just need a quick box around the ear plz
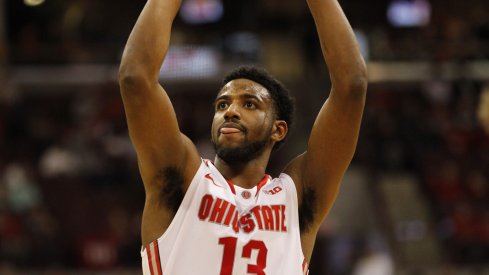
[271,120,288,143]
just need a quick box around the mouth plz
[220,128,241,134]
[219,122,245,135]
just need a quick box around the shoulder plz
[261,173,299,204]
[271,173,296,189]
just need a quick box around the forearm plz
[307,0,366,89]
[119,0,181,81]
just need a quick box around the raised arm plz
[119,0,200,244]
[286,0,367,232]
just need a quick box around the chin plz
[215,137,245,148]
[213,138,269,165]
[215,143,242,155]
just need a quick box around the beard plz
[212,128,272,165]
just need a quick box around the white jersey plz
[141,159,309,275]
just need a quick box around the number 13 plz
[218,237,268,275]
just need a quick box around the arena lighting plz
[23,0,45,7]
[180,0,223,24]
[159,46,220,79]
[387,0,431,27]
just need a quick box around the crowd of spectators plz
[4,0,489,64]
[0,87,143,271]
[356,81,489,266]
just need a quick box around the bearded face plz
[211,79,277,164]
[212,123,272,164]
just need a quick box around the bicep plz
[302,88,366,220]
[120,80,200,187]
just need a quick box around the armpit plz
[157,167,184,215]
[299,187,316,233]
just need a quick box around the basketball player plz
[119,0,367,274]
[478,85,489,133]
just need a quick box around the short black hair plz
[222,65,295,150]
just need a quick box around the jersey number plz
[218,237,268,275]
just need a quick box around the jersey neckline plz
[204,159,271,196]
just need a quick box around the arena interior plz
[1,0,489,274]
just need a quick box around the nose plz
[224,103,240,120]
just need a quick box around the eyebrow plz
[214,93,263,103]
[241,93,262,101]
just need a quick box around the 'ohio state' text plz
[198,194,287,233]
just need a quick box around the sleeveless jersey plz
[141,160,309,275]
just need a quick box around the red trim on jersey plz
[225,180,237,195]
[226,174,269,196]
[153,241,163,275]
[146,241,163,275]
[205,173,221,187]
[207,158,270,196]
[147,243,155,275]
[255,174,270,195]
[302,258,309,275]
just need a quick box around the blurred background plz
[1,0,489,274]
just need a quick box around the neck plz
[214,150,271,189]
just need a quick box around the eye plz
[216,101,228,110]
[244,101,255,109]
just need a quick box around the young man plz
[119,0,367,274]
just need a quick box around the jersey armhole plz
[278,172,299,208]
[141,159,208,252]
[279,172,310,272]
